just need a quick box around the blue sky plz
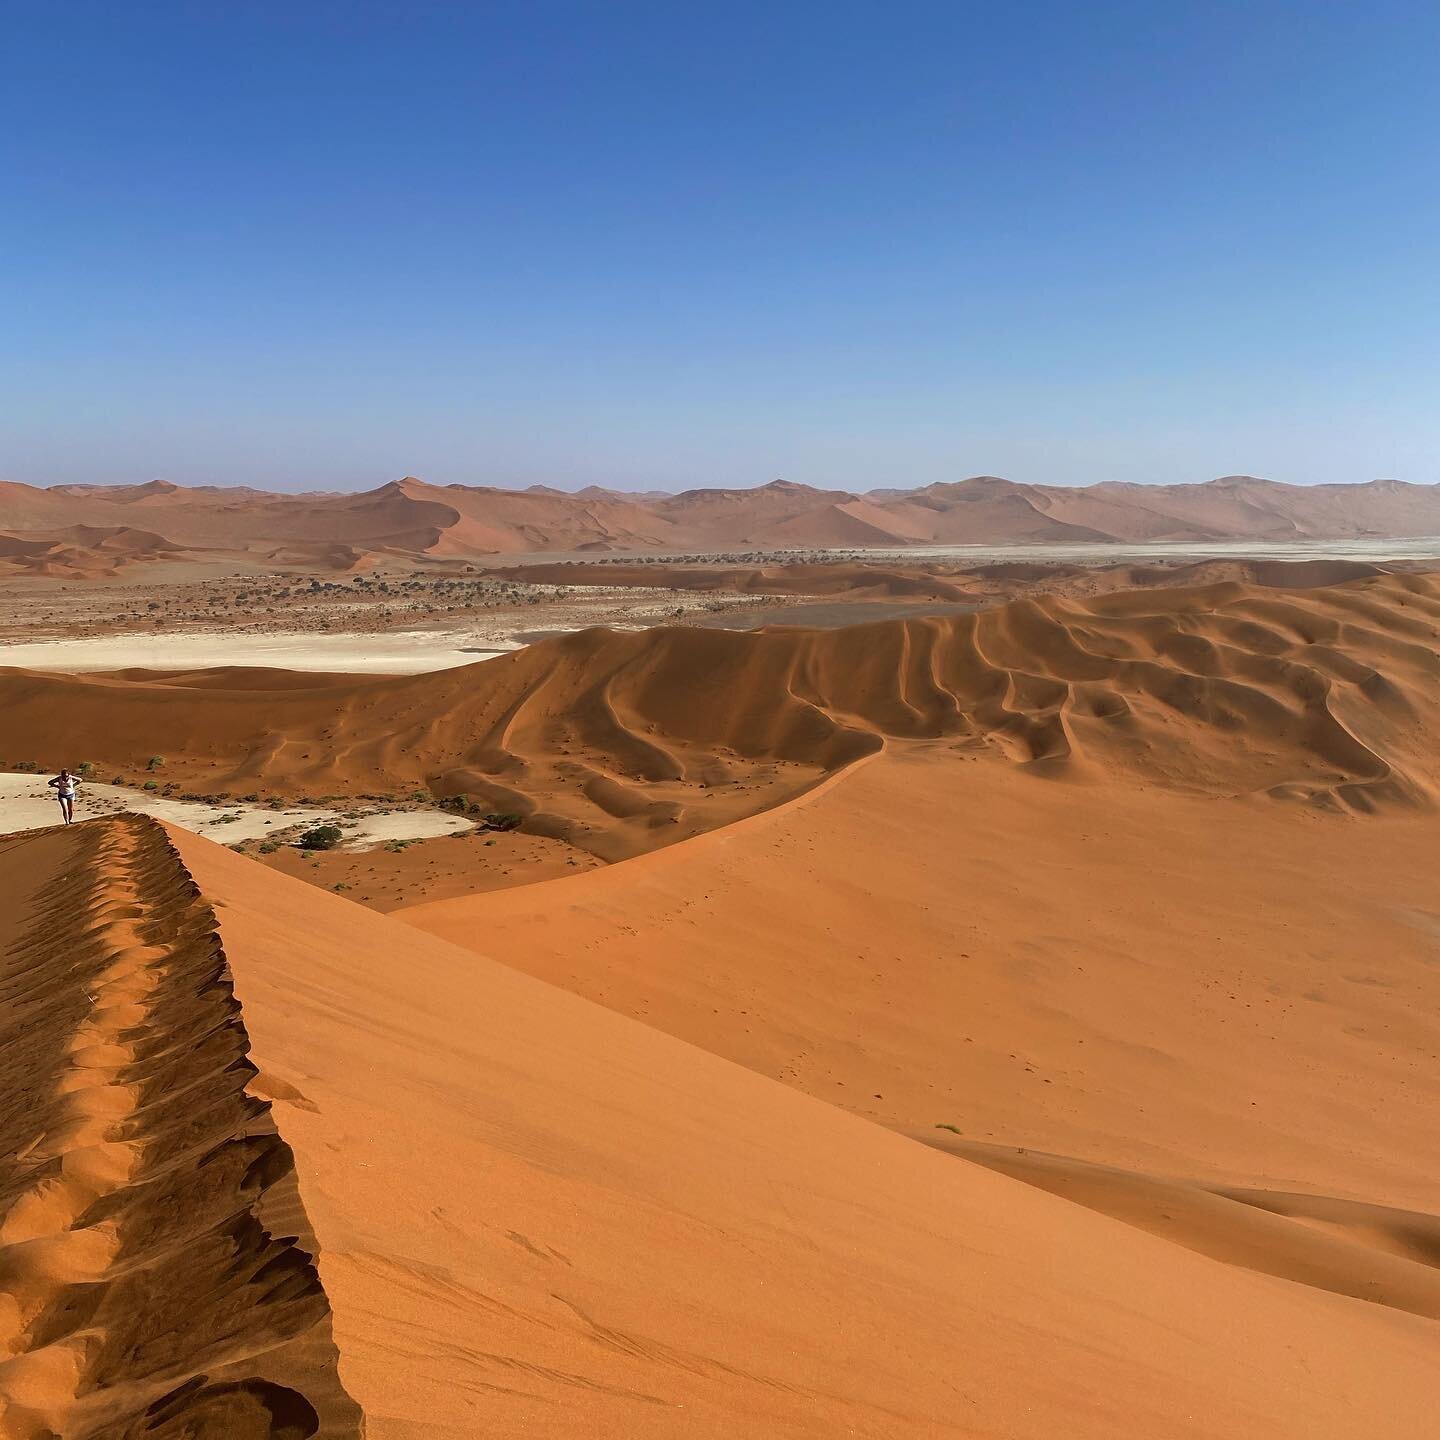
[4,1,1437,492]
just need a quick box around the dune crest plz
[0,819,359,1439]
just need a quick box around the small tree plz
[296,825,343,851]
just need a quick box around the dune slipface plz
[3,574,1439,862]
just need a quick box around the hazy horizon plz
[6,3,1438,491]
[9,471,1437,499]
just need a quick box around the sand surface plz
[121,818,1440,1434]
[403,750,1440,1207]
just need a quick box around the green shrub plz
[297,824,344,851]
[258,841,279,854]
[147,755,165,771]
[483,812,523,832]
[75,761,93,776]
[142,780,159,791]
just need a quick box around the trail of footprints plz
[0,817,359,1439]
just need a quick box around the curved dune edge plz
[916,1135,1440,1322]
[399,744,1440,1225]
[3,573,1440,867]
[0,817,361,1440]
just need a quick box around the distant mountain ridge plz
[2,473,1438,558]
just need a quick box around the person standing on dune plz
[48,768,79,825]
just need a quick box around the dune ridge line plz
[0,815,362,1439]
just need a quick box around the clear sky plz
[4,1,1437,492]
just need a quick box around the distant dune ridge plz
[3,473,1440,563]
[0,525,187,579]
[3,574,1438,860]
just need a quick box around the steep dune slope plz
[4,575,1439,860]
[402,750,1440,1213]
[143,821,1440,1437]
[0,818,360,1439]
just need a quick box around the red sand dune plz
[3,473,1440,557]
[0,525,188,579]
[3,815,1436,1435]
[403,751,1440,1209]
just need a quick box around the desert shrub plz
[483,812,523,832]
[111,775,124,785]
[147,755,165,771]
[258,841,279,854]
[297,824,343,851]
[142,780,159,791]
[75,761,93,775]
[242,792,260,802]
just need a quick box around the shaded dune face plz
[917,1136,1440,1323]
[2,574,1438,858]
[0,819,359,1439]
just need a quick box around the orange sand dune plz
[0,525,188,579]
[916,1137,1440,1320]
[403,749,1440,1213]
[4,814,1430,1436]
[4,575,1440,866]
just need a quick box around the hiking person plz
[48,768,79,825]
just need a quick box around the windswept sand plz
[1,813,1421,1436]
[401,749,1440,1209]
